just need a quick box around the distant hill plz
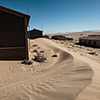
[46,30,100,38]
[83,30,100,32]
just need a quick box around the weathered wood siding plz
[79,38,100,48]
[0,11,25,47]
[28,30,42,39]
[0,11,28,60]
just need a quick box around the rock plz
[40,50,44,53]
[95,53,98,56]
[32,44,38,47]
[88,52,96,55]
[52,54,57,57]
[21,60,33,65]
[33,50,38,53]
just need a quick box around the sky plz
[0,0,100,34]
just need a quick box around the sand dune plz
[0,38,94,100]
[76,56,100,100]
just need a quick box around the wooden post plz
[24,18,29,60]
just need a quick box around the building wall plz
[0,47,26,60]
[79,38,100,48]
[90,40,100,47]
[79,39,86,45]
[29,30,42,39]
[0,11,28,60]
[96,40,100,47]
[0,11,25,47]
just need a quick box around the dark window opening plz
[94,41,96,46]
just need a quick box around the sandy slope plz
[0,38,94,100]
[76,56,100,100]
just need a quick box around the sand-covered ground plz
[0,35,100,100]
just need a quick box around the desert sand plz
[0,36,100,100]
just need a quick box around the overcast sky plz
[0,0,100,34]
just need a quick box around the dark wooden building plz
[51,35,66,40]
[79,35,100,48]
[28,29,43,39]
[0,6,30,60]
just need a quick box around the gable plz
[0,6,30,26]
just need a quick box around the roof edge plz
[0,6,30,26]
[28,28,43,32]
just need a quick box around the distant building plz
[79,35,100,48]
[51,35,66,40]
[28,29,43,39]
[0,6,30,60]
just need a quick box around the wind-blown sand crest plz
[0,38,93,100]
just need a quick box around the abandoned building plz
[28,29,43,39]
[0,6,30,60]
[79,35,100,48]
[51,35,66,40]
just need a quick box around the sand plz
[0,38,99,100]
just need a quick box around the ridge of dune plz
[0,38,93,100]
[76,55,100,100]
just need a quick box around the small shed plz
[0,6,30,60]
[79,35,100,48]
[28,29,43,39]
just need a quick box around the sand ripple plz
[0,38,93,100]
